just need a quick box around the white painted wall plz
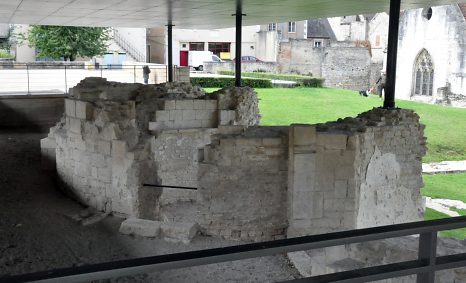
[368,13,389,63]
[396,5,466,101]
[14,25,36,62]
[170,25,259,66]
[113,27,147,62]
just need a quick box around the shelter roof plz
[0,0,463,28]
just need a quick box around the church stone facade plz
[396,4,466,106]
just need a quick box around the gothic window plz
[413,49,434,96]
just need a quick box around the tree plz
[22,26,111,61]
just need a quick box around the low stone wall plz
[42,78,260,219]
[287,108,426,237]
[41,79,427,246]
[203,61,278,74]
[197,127,289,241]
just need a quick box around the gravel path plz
[0,130,300,282]
[423,160,466,174]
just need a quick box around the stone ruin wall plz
[42,78,260,219]
[42,78,427,243]
[197,126,289,241]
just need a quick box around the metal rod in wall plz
[383,0,401,109]
[167,24,174,82]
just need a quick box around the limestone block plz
[182,110,196,120]
[334,180,348,198]
[160,221,199,244]
[219,110,236,125]
[169,110,183,121]
[65,99,76,117]
[335,165,354,180]
[155,110,170,122]
[201,118,217,128]
[292,125,316,146]
[96,140,111,156]
[75,101,94,120]
[193,100,206,110]
[176,100,193,110]
[317,133,348,150]
[262,137,282,146]
[112,140,127,159]
[68,117,82,134]
[164,100,176,110]
[205,100,217,110]
[119,218,161,238]
[195,110,216,120]
[98,167,111,182]
[40,137,57,149]
[292,191,323,220]
[292,153,316,191]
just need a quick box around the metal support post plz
[26,64,30,95]
[64,65,68,94]
[167,24,174,82]
[383,0,401,108]
[234,1,244,87]
[417,231,437,283]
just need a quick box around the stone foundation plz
[42,78,427,243]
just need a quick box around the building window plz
[422,7,433,20]
[413,49,434,96]
[189,42,204,51]
[268,23,276,31]
[208,42,231,57]
[288,22,296,33]
[314,40,322,48]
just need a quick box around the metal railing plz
[113,29,145,63]
[2,216,466,283]
[0,63,169,95]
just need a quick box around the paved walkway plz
[422,160,466,174]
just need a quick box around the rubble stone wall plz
[287,108,426,236]
[42,78,261,219]
[42,78,427,245]
[197,127,289,241]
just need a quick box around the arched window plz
[413,49,434,96]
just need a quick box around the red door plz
[180,51,188,67]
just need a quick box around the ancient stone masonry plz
[42,78,260,222]
[197,126,289,241]
[287,108,426,237]
[42,79,426,244]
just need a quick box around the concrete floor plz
[0,129,301,282]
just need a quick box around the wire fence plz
[0,63,169,95]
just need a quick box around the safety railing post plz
[26,64,30,95]
[100,65,103,78]
[133,65,136,83]
[417,231,437,283]
[64,65,68,94]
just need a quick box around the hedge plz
[190,77,272,88]
[217,71,324,87]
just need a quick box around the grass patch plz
[256,88,466,162]
[203,87,466,162]
[424,208,466,239]
[422,173,466,202]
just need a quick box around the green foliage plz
[424,208,466,239]
[191,77,272,88]
[217,71,324,87]
[421,173,466,202]
[251,88,466,162]
[0,49,13,59]
[21,26,111,61]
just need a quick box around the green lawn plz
[253,87,466,163]
[424,208,466,240]
[422,173,466,202]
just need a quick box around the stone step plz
[119,218,199,243]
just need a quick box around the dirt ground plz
[0,129,301,282]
